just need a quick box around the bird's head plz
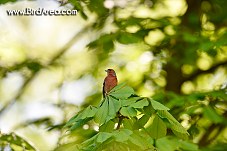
[105,69,116,76]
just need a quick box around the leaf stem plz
[116,116,123,129]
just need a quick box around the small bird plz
[103,69,118,98]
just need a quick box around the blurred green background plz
[0,0,227,150]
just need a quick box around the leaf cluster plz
[63,83,190,150]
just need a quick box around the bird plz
[103,69,118,98]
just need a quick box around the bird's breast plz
[104,76,118,92]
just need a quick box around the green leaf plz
[65,105,97,127]
[96,132,112,143]
[120,107,137,117]
[120,97,141,106]
[105,96,121,123]
[147,115,167,139]
[110,82,127,92]
[123,118,135,130]
[110,86,134,99]
[156,136,180,151]
[0,132,36,151]
[0,0,17,4]
[157,110,189,139]
[130,98,149,108]
[78,106,97,119]
[87,0,108,16]
[103,40,114,52]
[150,99,170,110]
[144,103,155,116]
[113,129,133,142]
[156,136,199,151]
[136,114,150,129]
[69,117,92,131]
[81,134,97,146]
[65,114,79,127]
[54,142,80,151]
[117,32,141,44]
[109,96,121,114]
[128,131,154,150]
[87,33,116,52]
[203,106,224,124]
[94,99,109,125]
[179,140,199,150]
[129,133,146,149]
[68,0,88,19]
[99,120,115,132]
[95,96,121,125]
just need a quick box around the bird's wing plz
[102,80,105,98]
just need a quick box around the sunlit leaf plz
[80,106,98,119]
[109,96,121,114]
[99,120,115,132]
[130,98,149,108]
[120,107,137,117]
[54,142,80,151]
[147,115,167,139]
[156,136,180,151]
[96,132,112,143]
[157,110,189,139]
[110,86,134,99]
[64,114,79,127]
[150,99,170,110]
[203,106,224,124]
[120,97,141,106]
[128,131,155,150]
[136,114,150,129]
[113,129,133,142]
[157,136,199,151]
[106,96,121,123]
[179,140,199,150]
[110,82,127,92]
[65,105,97,127]
[94,99,109,125]
[69,117,92,131]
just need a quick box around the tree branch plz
[116,116,123,129]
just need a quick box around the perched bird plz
[103,69,118,98]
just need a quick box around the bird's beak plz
[105,70,108,72]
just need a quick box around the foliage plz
[61,83,190,150]
[0,0,16,4]
[0,132,36,151]
[0,0,227,151]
